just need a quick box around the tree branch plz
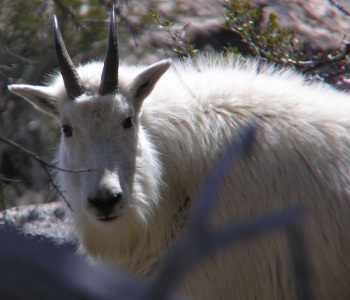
[290,40,350,71]
[329,0,350,17]
[0,135,94,211]
[52,0,81,29]
[0,136,92,173]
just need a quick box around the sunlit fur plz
[9,53,350,299]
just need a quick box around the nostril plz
[88,196,99,207]
[115,192,122,202]
[110,191,122,203]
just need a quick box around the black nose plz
[88,191,122,213]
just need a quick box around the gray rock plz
[0,201,78,250]
[152,0,350,55]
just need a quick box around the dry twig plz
[292,41,350,71]
[329,0,350,17]
[0,135,94,211]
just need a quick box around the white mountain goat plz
[8,9,350,300]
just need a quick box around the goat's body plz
[11,54,350,299]
[67,55,350,299]
[147,56,350,299]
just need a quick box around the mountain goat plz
[8,9,350,300]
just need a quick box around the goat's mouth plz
[94,206,124,222]
[97,214,119,222]
[90,204,128,224]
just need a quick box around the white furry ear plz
[8,84,59,118]
[129,59,171,110]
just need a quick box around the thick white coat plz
[9,54,350,299]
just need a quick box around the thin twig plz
[39,161,73,211]
[329,0,350,17]
[0,31,35,64]
[52,0,81,29]
[290,41,350,71]
[0,177,21,184]
[0,135,73,210]
[0,135,94,211]
[0,136,93,173]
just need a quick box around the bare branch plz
[0,136,93,173]
[290,40,350,71]
[0,31,35,64]
[52,0,81,29]
[0,135,95,211]
[0,177,21,184]
[328,0,350,17]
[40,162,73,211]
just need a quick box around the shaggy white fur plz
[9,53,350,299]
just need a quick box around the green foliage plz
[149,8,174,27]
[148,8,198,58]
[224,0,305,63]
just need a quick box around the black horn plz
[53,15,85,99]
[99,7,119,95]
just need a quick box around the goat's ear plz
[129,59,171,110]
[8,84,59,118]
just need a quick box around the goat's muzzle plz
[88,190,123,222]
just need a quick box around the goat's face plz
[8,10,170,227]
[58,93,137,224]
[9,59,170,226]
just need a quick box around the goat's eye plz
[62,124,73,137]
[123,117,133,129]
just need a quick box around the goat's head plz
[8,9,171,227]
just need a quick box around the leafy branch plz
[149,8,198,59]
[223,0,305,63]
[223,0,350,88]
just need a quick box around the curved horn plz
[99,7,119,95]
[53,15,85,99]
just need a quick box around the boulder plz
[0,201,77,250]
[153,0,350,55]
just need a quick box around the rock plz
[0,201,77,250]
[258,0,350,52]
[150,0,350,56]
[0,228,148,300]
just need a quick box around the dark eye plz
[123,117,133,129]
[62,124,73,137]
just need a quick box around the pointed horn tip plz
[110,6,117,30]
[160,59,172,68]
[7,84,14,93]
[7,84,30,94]
[52,14,85,99]
[53,15,61,40]
[53,15,59,29]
